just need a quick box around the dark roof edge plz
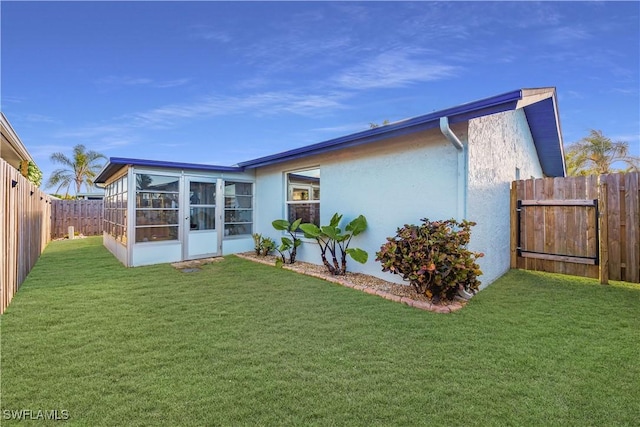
[238,89,524,168]
[95,157,244,184]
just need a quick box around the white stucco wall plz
[467,109,544,287]
[254,129,462,284]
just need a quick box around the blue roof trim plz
[95,157,244,184]
[238,90,523,168]
[523,99,566,177]
[95,88,566,183]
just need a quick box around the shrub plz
[272,218,303,266]
[261,237,275,256]
[299,213,368,275]
[376,218,483,302]
[252,233,263,255]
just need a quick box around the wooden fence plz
[51,199,104,239]
[1,159,51,314]
[511,172,639,283]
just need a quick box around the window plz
[135,173,179,243]
[104,174,128,245]
[224,181,253,237]
[287,168,320,226]
[189,182,216,231]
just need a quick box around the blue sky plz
[2,1,639,191]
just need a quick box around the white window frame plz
[285,167,320,227]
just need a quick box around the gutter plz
[439,116,464,151]
[439,116,468,221]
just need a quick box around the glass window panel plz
[190,182,216,205]
[288,203,320,226]
[122,176,128,193]
[225,209,252,223]
[136,209,179,226]
[135,226,179,243]
[136,193,179,208]
[225,196,252,209]
[224,181,252,196]
[291,187,309,201]
[135,174,179,192]
[189,207,216,230]
[224,223,252,237]
[287,169,320,201]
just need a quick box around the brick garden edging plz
[234,253,465,313]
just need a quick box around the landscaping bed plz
[235,252,465,313]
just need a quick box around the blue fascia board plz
[95,157,244,184]
[95,88,565,181]
[523,99,566,177]
[238,90,523,168]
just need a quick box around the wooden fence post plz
[510,181,518,269]
[599,180,609,285]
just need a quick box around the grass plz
[1,236,639,426]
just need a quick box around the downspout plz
[439,116,468,221]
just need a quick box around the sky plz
[1,1,639,192]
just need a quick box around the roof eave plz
[94,157,245,184]
[239,89,524,169]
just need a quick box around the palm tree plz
[46,144,107,196]
[565,129,639,176]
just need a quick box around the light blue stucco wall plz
[466,109,544,287]
[254,129,461,284]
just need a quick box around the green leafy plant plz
[376,218,483,302]
[272,219,303,266]
[261,237,275,256]
[299,213,368,275]
[252,233,263,255]
[253,233,277,257]
[26,161,43,187]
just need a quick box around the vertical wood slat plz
[625,172,639,282]
[1,158,51,314]
[50,199,103,238]
[512,172,639,283]
[606,174,621,281]
[585,174,599,279]
[599,180,609,284]
[510,182,517,268]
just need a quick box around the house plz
[94,87,565,287]
[1,112,35,174]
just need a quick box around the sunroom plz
[95,158,256,267]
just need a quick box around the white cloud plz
[543,26,591,45]
[55,90,352,141]
[96,76,190,89]
[333,50,459,90]
[188,25,231,43]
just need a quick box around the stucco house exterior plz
[95,87,566,288]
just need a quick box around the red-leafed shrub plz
[376,218,483,302]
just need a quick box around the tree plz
[46,144,107,196]
[27,161,43,187]
[369,119,390,129]
[565,129,639,176]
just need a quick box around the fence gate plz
[510,172,639,284]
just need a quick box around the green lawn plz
[1,237,639,426]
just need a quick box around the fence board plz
[512,172,638,283]
[1,159,51,314]
[605,174,622,280]
[51,199,103,238]
[625,173,639,282]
